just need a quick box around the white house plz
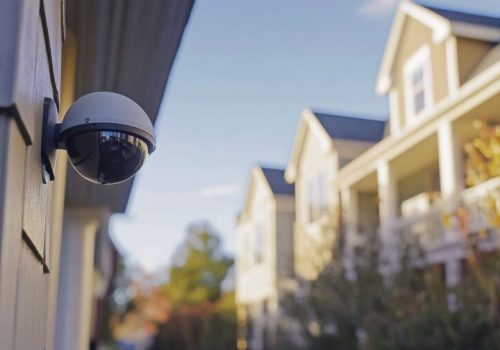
[285,109,386,280]
[236,166,295,350]
[235,2,500,349]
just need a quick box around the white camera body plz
[42,91,156,185]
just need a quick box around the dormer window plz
[404,45,433,123]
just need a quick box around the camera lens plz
[65,130,149,184]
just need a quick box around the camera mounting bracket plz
[41,97,59,184]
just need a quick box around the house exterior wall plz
[293,125,375,280]
[276,204,294,279]
[393,17,449,130]
[398,162,440,204]
[336,4,500,286]
[0,1,193,348]
[456,37,493,84]
[335,139,378,165]
[294,129,335,280]
[236,169,295,350]
[237,175,275,305]
[0,1,64,349]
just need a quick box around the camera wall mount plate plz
[41,97,59,183]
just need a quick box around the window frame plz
[306,169,329,223]
[253,221,265,264]
[403,45,434,125]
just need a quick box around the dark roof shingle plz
[420,3,500,28]
[313,112,386,143]
[260,167,294,196]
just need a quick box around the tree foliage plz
[464,119,500,187]
[165,223,233,306]
[280,233,500,350]
[150,222,237,350]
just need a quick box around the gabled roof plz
[285,108,386,182]
[260,167,294,196]
[376,1,500,95]
[238,165,293,224]
[420,4,500,28]
[315,112,386,143]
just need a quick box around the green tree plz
[151,222,237,350]
[281,232,500,350]
[165,222,233,306]
[201,291,238,350]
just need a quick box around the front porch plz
[339,80,500,266]
[395,175,500,253]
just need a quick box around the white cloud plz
[359,0,399,18]
[200,184,241,198]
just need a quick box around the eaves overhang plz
[284,108,332,183]
[63,0,195,213]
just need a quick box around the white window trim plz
[304,167,329,224]
[403,44,434,125]
[253,224,264,265]
[445,36,459,96]
[388,88,400,136]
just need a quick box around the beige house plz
[0,1,193,349]
[285,109,386,279]
[236,166,295,350]
[335,1,500,284]
[234,2,500,349]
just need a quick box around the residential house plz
[337,1,500,285]
[235,2,500,349]
[0,1,193,349]
[236,166,295,350]
[285,109,385,280]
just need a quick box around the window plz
[307,170,328,222]
[411,65,426,113]
[254,223,265,264]
[404,45,433,122]
[241,232,251,271]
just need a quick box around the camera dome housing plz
[58,92,156,185]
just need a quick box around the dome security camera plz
[41,92,156,185]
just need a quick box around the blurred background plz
[100,0,500,349]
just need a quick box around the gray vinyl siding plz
[0,1,63,348]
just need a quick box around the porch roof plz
[338,55,500,190]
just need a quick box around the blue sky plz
[110,0,500,272]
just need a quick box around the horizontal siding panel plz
[0,117,27,350]
[22,15,60,260]
[0,0,22,106]
[14,241,47,350]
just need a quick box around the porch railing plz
[461,176,500,234]
[394,176,500,246]
[394,205,445,247]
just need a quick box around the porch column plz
[445,259,461,287]
[377,161,398,270]
[377,161,398,232]
[55,209,100,350]
[341,187,358,277]
[438,120,464,198]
